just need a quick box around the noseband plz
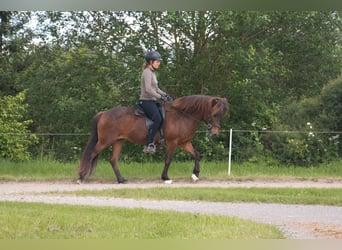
[205,114,221,131]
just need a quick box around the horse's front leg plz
[109,141,127,184]
[180,142,200,182]
[161,145,175,183]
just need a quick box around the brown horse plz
[77,95,229,184]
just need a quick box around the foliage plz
[0,91,37,160]
[17,46,121,160]
[268,76,342,165]
[262,129,337,166]
[320,76,342,156]
[0,11,342,163]
[0,11,32,95]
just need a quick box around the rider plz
[138,50,173,154]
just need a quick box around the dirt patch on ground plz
[280,222,342,239]
[302,223,342,239]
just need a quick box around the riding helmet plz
[145,50,162,62]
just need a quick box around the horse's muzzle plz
[209,127,220,137]
[207,123,220,137]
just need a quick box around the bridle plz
[205,114,221,131]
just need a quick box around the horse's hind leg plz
[110,140,127,184]
[180,142,200,182]
[78,143,106,184]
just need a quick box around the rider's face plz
[151,60,161,69]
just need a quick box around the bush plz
[320,76,342,156]
[267,76,342,166]
[261,123,339,166]
[0,91,38,160]
[231,131,264,162]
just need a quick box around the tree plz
[3,11,342,162]
[266,11,342,99]
[16,46,122,160]
[0,11,33,96]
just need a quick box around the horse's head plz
[171,95,229,137]
[206,97,229,137]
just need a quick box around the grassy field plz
[1,159,341,239]
[54,187,342,206]
[0,201,283,239]
[0,158,341,182]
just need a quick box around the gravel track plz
[1,179,342,239]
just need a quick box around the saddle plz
[134,102,166,145]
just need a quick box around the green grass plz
[0,202,283,239]
[1,159,340,240]
[2,159,340,240]
[0,159,342,182]
[0,159,78,181]
[54,187,342,206]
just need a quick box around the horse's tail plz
[78,112,103,182]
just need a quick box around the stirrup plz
[159,129,165,146]
[159,137,165,146]
[143,143,156,154]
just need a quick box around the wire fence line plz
[1,129,341,174]
[1,129,342,136]
[0,133,90,136]
[232,129,342,134]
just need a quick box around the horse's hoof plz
[191,174,199,182]
[161,175,170,181]
[164,180,173,184]
[118,179,128,184]
[76,179,84,185]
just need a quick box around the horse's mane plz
[171,95,214,115]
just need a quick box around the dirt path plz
[1,179,342,239]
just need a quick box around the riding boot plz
[143,128,156,154]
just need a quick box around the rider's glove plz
[161,94,173,102]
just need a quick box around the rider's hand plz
[161,94,173,102]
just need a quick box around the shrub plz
[0,91,38,160]
[261,123,339,166]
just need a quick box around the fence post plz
[228,128,233,176]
